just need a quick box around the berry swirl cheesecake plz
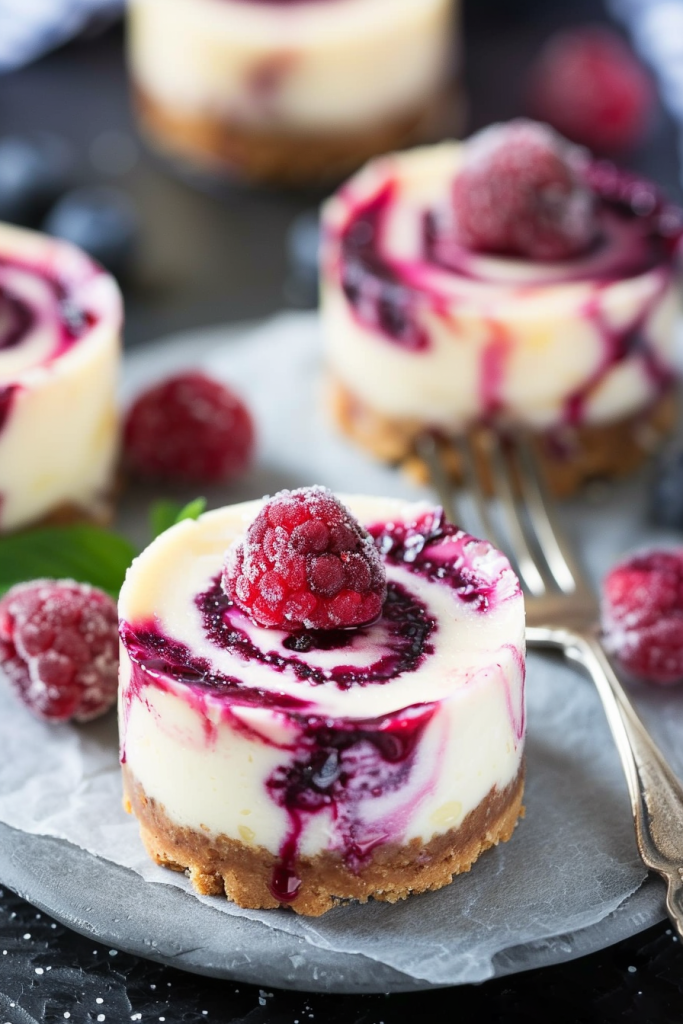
[0,222,121,532]
[322,120,683,495]
[128,0,458,186]
[119,488,525,916]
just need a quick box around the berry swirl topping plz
[0,227,118,386]
[119,497,523,720]
[328,123,682,356]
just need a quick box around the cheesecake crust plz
[134,86,457,188]
[123,762,525,917]
[329,377,677,499]
[38,497,114,528]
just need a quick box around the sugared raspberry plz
[452,120,595,261]
[601,550,683,685]
[223,487,387,631]
[0,580,119,722]
[528,27,655,155]
[124,372,255,484]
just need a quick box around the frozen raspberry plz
[223,487,387,631]
[124,372,255,484]
[452,120,595,261]
[528,27,655,155]
[0,580,119,722]
[601,550,683,686]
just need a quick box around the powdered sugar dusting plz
[602,547,683,685]
[451,119,596,261]
[223,486,387,631]
[0,579,119,722]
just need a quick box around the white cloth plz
[0,0,122,73]
[609,0,683,179]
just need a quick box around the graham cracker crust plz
[38,498,114,528]
[329,377,677,499]
[123,762,525,917]
[134,86,454,188]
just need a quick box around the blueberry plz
[651,449,683,529]
[43,186,138,276]
[0,133,72,225]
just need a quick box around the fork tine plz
[452,432,504,551]
[478,429,547,598]
[414,433,462,525]
[512,430,591,595]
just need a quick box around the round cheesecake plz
[119,495,525,917]
[321,142,682,495]
[128,0,458,186]
[0,222,122,532]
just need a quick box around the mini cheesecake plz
[0,223,122,532]
[119,495,525,916]
[321,131,683,495]
[128,0,458,186]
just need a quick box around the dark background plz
[2,0,683,1020]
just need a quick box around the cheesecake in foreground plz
[119,489,525,916]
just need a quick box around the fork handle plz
[562,630,683,938]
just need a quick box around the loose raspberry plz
[527,27,655,155]
[124,372,255,484]
[601,550,683,686]
[0,580,119,722]
[223,487,387,631]
[452,120,595,261]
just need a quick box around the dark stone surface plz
[1,0,683,1019]
[2,881,683,1023]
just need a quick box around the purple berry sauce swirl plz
[332,160,682,426]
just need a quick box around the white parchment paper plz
[1,311,682,986]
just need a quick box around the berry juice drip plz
[0,386,16,434]
[266,704,437,902]
[340,182,429,352]
[0,289,33,351]
[480,319,512,419]
[0,386,14,517]
[564,274,673,427]
[119,621,312,718]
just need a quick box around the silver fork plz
[416,428,683,939]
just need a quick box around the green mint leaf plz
[173,497,206,524]
[150,497,206,539]
[150,500,183,539]
[0,525,137,599]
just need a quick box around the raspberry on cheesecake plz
[321,120,683,496]
[0,222,121,531]
[223,487,386,629]
[127,0,459,187]
[119,490,525,916]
